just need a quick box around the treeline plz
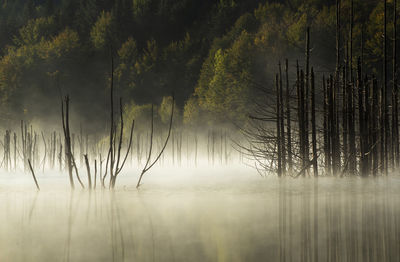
[0,0,395,132]
[244,0,399,177]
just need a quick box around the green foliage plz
[194,30,254,124]
[0,0,393,128]
[132,0,152,18]
[116,37,138,88]
[15,17,57,46]
[183,96,200,125]
[158,96,179,124]
[123,102,153,131]
[38,28,80,59]
[90,11,115,50]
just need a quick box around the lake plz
[0,166,399,262]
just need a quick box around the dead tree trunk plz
[84,154,92,190]
[13,133,16,172]
[62,96,74,189]
[300,69,306,176]
[336,0,341,72]
[285,59,293,173]
[357,59,367,176]
[342,50,348,171]
[311,68,318,177]
[304,27,310,175]
[136,96,174,188]
[348,55,356,175]
[276,74,282,177]
[364,75,371,175]
[393,0,399,169]
[62,96,84,189]
[296,62,303,173]
[28,159,40,191]
[279,63,286,175]
[384,0,389,174]
[372,76,379,176]
[323,76,331,175]
[329,75,337,175]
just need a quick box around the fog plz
[1,165,399,262]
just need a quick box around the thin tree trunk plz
[285,59,293,173]
[311,68,318,177]
[323,76,331,175]
[84,154,92,190]
[305,27,310,174]
[62,96,75,189]
[279,62,286,175]
[373,76,379,176]
[393,0,399,168]
[28,159,40,191]
[276,73,282,177]
[384,0,389,174]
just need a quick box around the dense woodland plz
[241,0,400,177]
[0,0,394,132]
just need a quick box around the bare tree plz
[136,96,175,188]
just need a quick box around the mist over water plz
[1,166,399,262]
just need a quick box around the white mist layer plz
[0,166,399,262]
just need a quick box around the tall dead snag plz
[296,62,303,172]
[334,77,341,175]
[103,56,135,189]
[304,27,310,174]
[380,76,385,173]
[350,0,354,81]
[393,0,399,169]
[334,0,341,176]
[348,63,356,174]
[109,98,135,188]
[329,75,338,175]
[311,68,318,177]
[285,59,293,173]
[357,58,363,175]
[336,0,341,72]
[342,48,348,171]
[348,0,357,171]
[61,96,84,189]
[276,74,282,177]
[62,96,75,189]
[384,0,389,174]
[323,76,331,175]
[297,67,306,176]
[357,59,367,176]
[279,63,286,175]
[136,96,174,188]
[364,75,371,174]
[372,76,379,176]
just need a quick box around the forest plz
[0,0,399,262]
[0,0,393,130]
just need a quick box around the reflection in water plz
[0,173,399,262]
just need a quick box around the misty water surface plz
[0,166,399,262]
